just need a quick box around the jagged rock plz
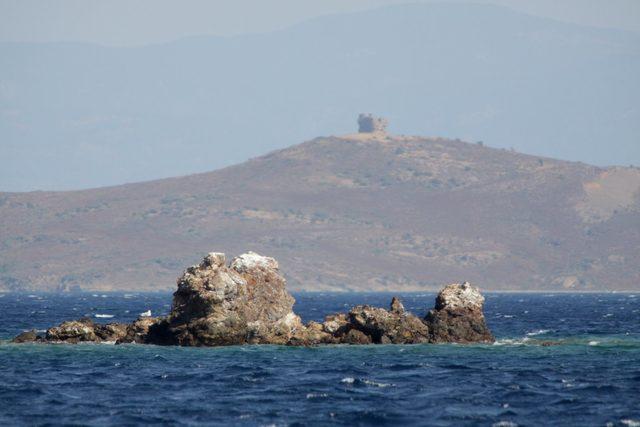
[339,298,430,344]
[144,251,303,346]
[94,323,128,342]
[45,318,98,343]
[117,317,160,344]
[434,281,485,311]
[230,251,278,273]
[40,318,128,343]
[307,297,429,345]
[322,313,349,335]
[343,328,372,344]
[12,330,42,343]
[390,296,405,314]
[424,282,494,343]
[14,252,495,346]
[289,320,335,346]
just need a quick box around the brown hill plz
[1,133,639,292]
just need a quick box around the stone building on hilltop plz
[358,113,388,133]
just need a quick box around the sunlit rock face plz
[425,282,494,343]
[309,298,430,345]
[144,251,303,346]
[44,318,127,343]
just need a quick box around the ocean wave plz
[493,335,640,348]
[526,329,550,337]
[361,379,393,388]
[94,314,114,318]
[493,338,531,346]
[306,393,328,399]
[339,377,392,387]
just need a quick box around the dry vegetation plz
[1,134,639,292]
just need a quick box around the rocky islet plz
[13,252,494,346]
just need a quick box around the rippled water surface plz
[1,292,639,426]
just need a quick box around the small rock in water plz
[424,282,494,343]
[12,330,42,343]
[44,318,127,343]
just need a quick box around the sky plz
[1,0,639,46]
[0,0,639,191]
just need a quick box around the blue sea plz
[0,292,639,426]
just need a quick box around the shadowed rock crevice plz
[13,252,494,346]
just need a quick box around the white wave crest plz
[94,314,114,318]
[526,329,550,337]
[493,337,531,346]
[306,393,328,399]
[361,379,393,388]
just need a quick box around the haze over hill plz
[1,127,639,292]
[1,2,640,191]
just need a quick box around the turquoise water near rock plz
[1,292,639,426]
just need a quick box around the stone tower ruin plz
[358,113,388,133]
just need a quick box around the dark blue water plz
[1,292,639,426]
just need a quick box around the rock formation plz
[45,318,128,343]
[13,318,128,344]
[296,297,431,345]
[425,282,494,343]
[139,251,304,346]
[12,330,42,343]
[12,252,494,346]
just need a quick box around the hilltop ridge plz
[1,130,639,292]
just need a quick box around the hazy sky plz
[1,0,639,191]
[1,0,639,46]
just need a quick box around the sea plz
[0,292,638,426]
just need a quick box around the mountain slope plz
[2,2,640,191]
[1,132,639,292]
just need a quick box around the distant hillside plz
[1,132,639,292]
[2,2,640,191]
